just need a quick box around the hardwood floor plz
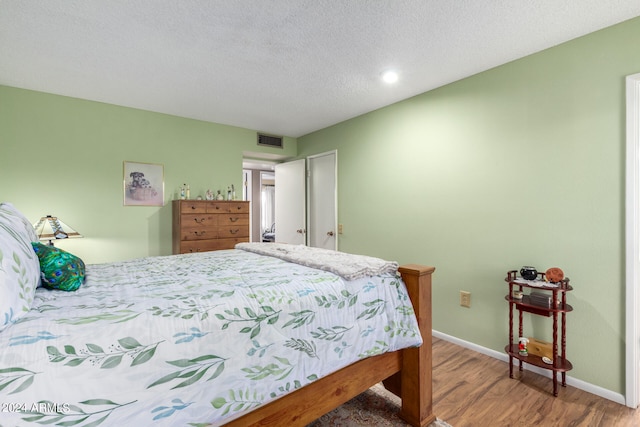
[432,337,640,426]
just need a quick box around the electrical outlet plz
[338,224,343,234]
[460,291,471,308]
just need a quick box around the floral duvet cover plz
[0,249,422,426]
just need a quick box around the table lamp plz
[33,215,82,246]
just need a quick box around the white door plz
[308,151,337,250]
[275,159,306,244]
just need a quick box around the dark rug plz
[306,383,451,427]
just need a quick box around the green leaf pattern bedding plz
[0,249,422,426]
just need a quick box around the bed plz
[0,202,435,427]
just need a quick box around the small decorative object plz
[180,184,186,200]
[520,266,537,281]
[227,186,232,201]
[518,337,529,356]
[196,195,203,200]
[123,161,164,206]
[512,290,523,300]
[527,337,553,359]
[545,267,564,283]
[205,189,214,200]
[216,190,224,200]
[231,184,236,200]
[529,291,560,308]
[186,185,190,200]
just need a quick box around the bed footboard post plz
[396,264,435,427]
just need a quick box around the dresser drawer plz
[218,225,249,239]
[180,237,249,253]
[180,227,218,241]
[218,214,249,226]
[180,214,218,228]
[211,202,249,214]
[180,201,208,213]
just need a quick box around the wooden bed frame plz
[224,264,436,427]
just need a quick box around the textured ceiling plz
[1,1,640,138]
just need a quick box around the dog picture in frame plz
[123,161,164,206]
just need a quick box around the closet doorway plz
[242,160,278,243]
[260,171,275,242]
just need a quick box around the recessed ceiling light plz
[382,70,399,84]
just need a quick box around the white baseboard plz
[432,330,625,405]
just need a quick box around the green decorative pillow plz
[31,242,85,291]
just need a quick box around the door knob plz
[327,231,334,237]
[296,229,306,234]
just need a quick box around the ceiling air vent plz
[257,133,283,149]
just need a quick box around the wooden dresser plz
[172,200,250,254]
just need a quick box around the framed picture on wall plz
[123,161,164,206]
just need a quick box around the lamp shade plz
[33,215,82,245]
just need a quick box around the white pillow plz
[0,203,40,331]
[0,202,38,242]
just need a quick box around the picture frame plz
[123,161,164,206]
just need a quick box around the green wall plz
[298,17,640,395]
[0,86,296,263]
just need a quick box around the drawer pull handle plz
[230,229,239,235]
[194,231,206,236]
[194,217,206,224]
[229,217,239,222]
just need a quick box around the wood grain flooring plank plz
[432,338,639,426]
